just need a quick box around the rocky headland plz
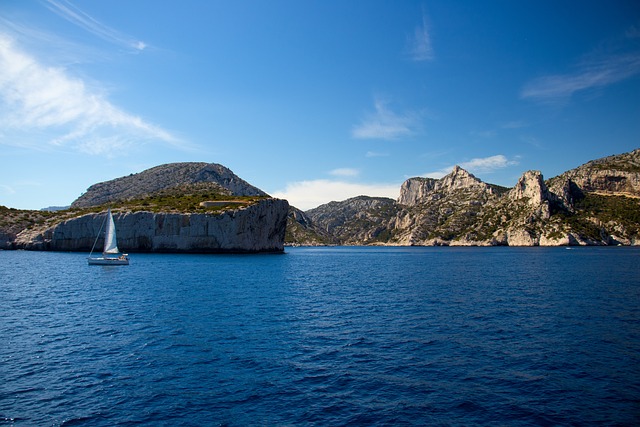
[2,163,289,253]
[287,149,640,247]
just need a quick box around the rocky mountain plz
[72,162,267,208]
[286,149,640,246]
[305,196,400,245]
[3,163,288,253]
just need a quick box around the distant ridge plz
[71,162,267,208]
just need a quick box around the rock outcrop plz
[14,198,289,253]
[508,170,552,219]
[548,149,640,204]
[397,177,437,206]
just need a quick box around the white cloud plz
[424,154,519,179]
[460,155,518,172]
[0,34,179,155]
[352,98,421,140]
[406,12,434,61]
[44,0,147,52]
[272,179,400,211]
[329,168,359,177]
[521,51,640,102]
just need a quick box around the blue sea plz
[1,246,639,426]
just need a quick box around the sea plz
[1,246,639,426]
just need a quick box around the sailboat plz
[87,208,129,265]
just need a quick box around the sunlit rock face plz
[287,149,640,247]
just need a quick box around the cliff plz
[286,149,640,247]
[14,198,289,253]
[547,148,640,204]
[2,162,289,253]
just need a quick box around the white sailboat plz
[88,208,129,265]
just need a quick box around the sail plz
[103,209,120,254]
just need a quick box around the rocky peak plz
[509,170,549,205]
[398,166,496,206]
[508,170,553,219]
[436,166,486,192]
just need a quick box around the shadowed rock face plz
[15,198,289,253]
[72,162,267,209]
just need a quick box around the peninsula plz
[1,163,289,253]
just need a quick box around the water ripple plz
[1,248,639,426]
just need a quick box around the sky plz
[1,1,639,211]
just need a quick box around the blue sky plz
[1,0,639,210]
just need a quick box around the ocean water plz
[1,246,639,426]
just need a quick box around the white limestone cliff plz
[14,198,289,253]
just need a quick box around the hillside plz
[286,149,640,246]
[71,162,267,208]
[305,196,400,245]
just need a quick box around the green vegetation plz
[285,215,335,245]
[0,206,56,233]
[0,184,269,237]
[572,193,640,236]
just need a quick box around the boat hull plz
[87,256,129,266]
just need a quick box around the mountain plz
[72,162,267,208]
[286,149,640,246]
[2,163,288,253]
[305,196,400,245]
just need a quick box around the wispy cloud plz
[329,168,359,177]
[520,135,542,149]
[352,97,422,140]
[406,11,434,62]
[272,179,400,211]
[500,120,528,129]
[365,151,389,158]
[521,41,640,103]
[0,184,16,195]
[0,34,179,155]
[470,130,497,138]
[44,0,147,52]
[424,154,519,179]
